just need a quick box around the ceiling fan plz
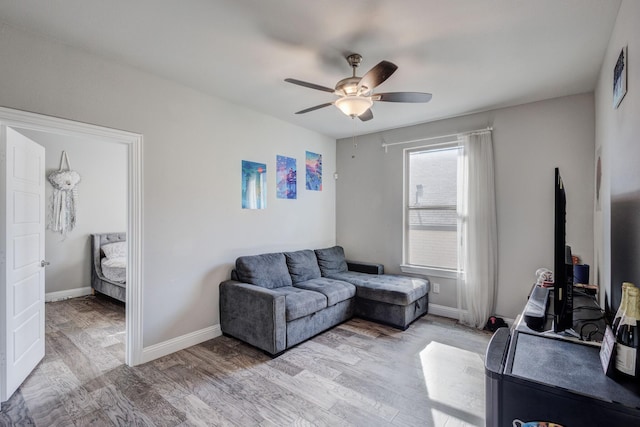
[285,53,432,121]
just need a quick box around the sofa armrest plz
[346,260,384,275]
[219,280,286,355]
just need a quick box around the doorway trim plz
[0,106,143,366]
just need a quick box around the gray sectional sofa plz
[219,246,430,356]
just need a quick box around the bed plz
[91,232,127,302]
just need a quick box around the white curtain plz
[458,131,498,328]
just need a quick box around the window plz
[404,144,461,273]
[402,130,497,326]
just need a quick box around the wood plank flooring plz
[1,295,492,426]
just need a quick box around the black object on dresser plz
[522,285,550,331]
[485,289,640,427]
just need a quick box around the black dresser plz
[485,290,640,426]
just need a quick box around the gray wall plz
[336,93,595,319]
[16,128,127,296]
[594,0,640,313]
[0,22,336,347]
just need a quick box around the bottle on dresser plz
[615,285,640,378]
[613,282,636,333]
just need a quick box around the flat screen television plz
[554,167,573,332]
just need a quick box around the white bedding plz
[101,256,126,283]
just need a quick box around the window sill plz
[400,264,459,279]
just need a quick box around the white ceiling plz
[0,0,621,139]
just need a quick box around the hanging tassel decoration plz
[47,150,80,236]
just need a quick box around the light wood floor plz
[1,295,492,426]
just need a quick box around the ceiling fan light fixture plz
[335,96,373,117]
[285,53,431,121]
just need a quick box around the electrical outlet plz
[432,282,440,294]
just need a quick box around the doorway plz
[0,107,142,386]
[18,128,127,307]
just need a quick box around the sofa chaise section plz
[315,246,430,330]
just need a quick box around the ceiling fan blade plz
[295,102,334,114]
[358,109,373,122]
[285,78,335,93]
[358,61,398,91]
[373,92,433,103]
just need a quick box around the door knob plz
[41,260,50,267]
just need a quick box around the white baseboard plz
[141,324,222,364]
[428,303,461,319]
[45,286,93,302]
[429,303,517,328]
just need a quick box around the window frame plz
[401,142,461,278]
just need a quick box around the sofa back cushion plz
[284,250,321,284]
[314,246,348,277]
[235,252,293,289]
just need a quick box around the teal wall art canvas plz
[276,155,297,199]
[305,151,322,191]
[242,160,267,209]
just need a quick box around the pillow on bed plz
[102,257,127,268]
[102,241,126,259]
[101,257,126,283]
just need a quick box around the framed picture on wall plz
[241,160,267,209]
[613,46,627,108]
[305,151,322,191]
[276,155,296,199]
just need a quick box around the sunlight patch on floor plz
[420,341,486,426]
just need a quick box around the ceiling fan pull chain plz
[352,119,358,159]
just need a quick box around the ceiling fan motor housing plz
[335,77,368,96]
[338,54,372,96]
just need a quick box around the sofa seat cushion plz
[270,286,327,321]
[293,278,356,306]
[284,250,322,284]
[314,246,349,276]
[236,252,293,289]
[328,271,429,306]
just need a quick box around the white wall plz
[15,128,127,296]
[0,23,336,347]
[594,0,640,313]
[336,94,595,319]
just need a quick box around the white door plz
[1,126,46,402]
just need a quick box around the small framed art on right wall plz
[613,45,627,108]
